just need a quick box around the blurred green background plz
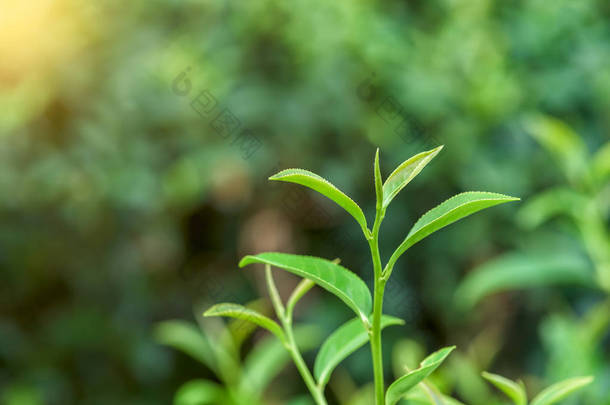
[1,0,609,404]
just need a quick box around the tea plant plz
[204,146,522,405]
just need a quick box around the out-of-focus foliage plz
[2,0,609,403]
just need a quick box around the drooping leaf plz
[481,372,527,405]
[154,320,217,372]
[382,145,443,208]
[388,192,519,268]
[240,253,372,323]
[455,251,594,309]
[174,379,225,405]
[269,168,368,233]
[314,316,404,389]
[204,303,285,342]
[240,325,321,398]
[530,376,593,405]
[385,346,456,405]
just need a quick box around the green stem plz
[369,207,386,405]
[283,318,327,405]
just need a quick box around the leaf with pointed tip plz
[482,372,527,405]
[385,346,455,405]
[382,146,443,208]
[374,148,383,207]
[530,376,593,405]
[269,169,368,233]
[389,192,519,269]
[314,316,404,388]
[240,253,372,323]
[154,320,217,372]
[204,303,285,342]
[174,379,225,405]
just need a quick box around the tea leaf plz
[481,372,527,405]
[530,376,593,405]
[455,251,594,309]
[382,146,443,208]
[174,379,225,405]
[385,346,455,405]
[524,115,588,184]
[154,320,217,372]
[240,253,372,323]
[314,316,404,389]
[389,192,519,269]
[269,168,368,233]
[204,303,285,342]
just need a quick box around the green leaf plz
[481,372,527,405]
[241,325,321,397]
[375,148,383,208]
[240,253,372,323]
[530,376,593,405]
[314,315,404,389]
[517,187,587,229]
[204,303,285,342]
[382,145,443,208]
[591,141,610,183]
[524,114,588,184]
[174,379,225,405]
[388,192,519,270]
[269,168,368,233]
[154,320,216,372]
[385,346,456,405]
[455,251,594,310]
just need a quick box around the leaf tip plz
[238,255,255,268]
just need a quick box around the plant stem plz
[368,206,386,405]
[283,317,328,405]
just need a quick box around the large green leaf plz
[174,379,225,405]
[240,253,372,323]
[481,372,527,405]
[154,320,217,372]
[269,168,368,233]
[388,192,519,269]
[385,346,455,405]
[382,146,443,208]
[455,251,594,310]
[314,316,404,389]
[530,376,593,405]
[203,303,285,342]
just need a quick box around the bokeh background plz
[1,0,609,404]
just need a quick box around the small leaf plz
[382,145,443,208]
[530,376,593,405]
[174,379,225,405]
[375,148,383,208]
[269,168,368,232]
[204,303,285,342]
[455,251,594,310]
[389,192,519,268]
[385,346,455,405]
[240,253,372,323]
[154,321,217,372]
[517,187,587,229]
[314,316,404,388]
[481,371,527,405]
